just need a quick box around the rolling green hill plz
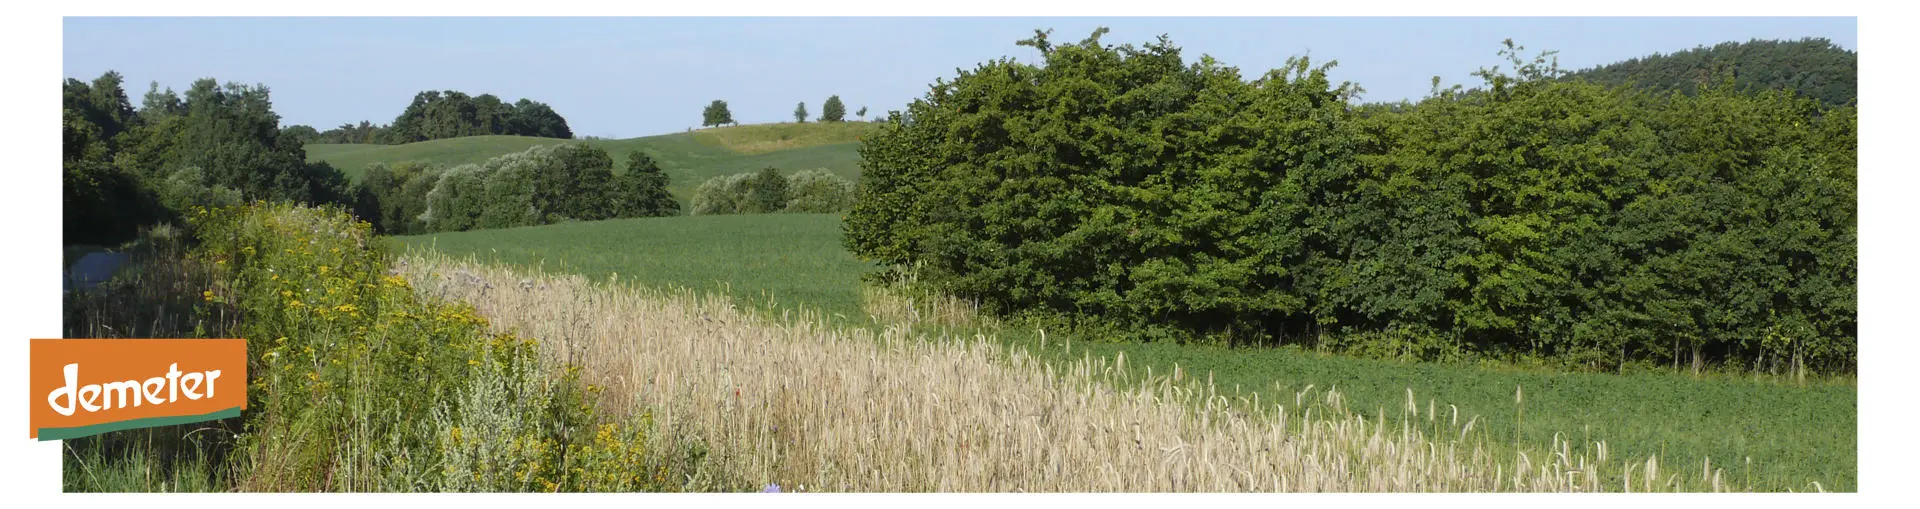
[306,122,876,201]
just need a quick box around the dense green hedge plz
[845,31,1855,374]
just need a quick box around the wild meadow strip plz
[63,204,724,492]
[399,252,1784,492]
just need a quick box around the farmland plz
[395,211,1857,491]
[306,123,873,201]
[392,213,873,325]
[61,19,1858,493]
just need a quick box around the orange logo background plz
[30,338,247,440]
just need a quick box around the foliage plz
[820,95,846,122]
[690,168,854,215]
[62,72,351,246]
[793,102,807,123]
[856,106,868,121]
[845,31,1856,374]
[702,100,735,128]
[364,143,680,235]
[66,203,706,491]
[609,151,681,218]
[385,91,573,143]
[783,169,855,213]
[743,167,790,214]
[1565,37,1855,108]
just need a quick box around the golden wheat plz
[396,252,1731,492]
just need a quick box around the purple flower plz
[762,483,782,493]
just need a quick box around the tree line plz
[355,144,679,236]
[64,72,351,246]
[701,95,871,128]
[1566,37,1855,109]
[292,90,574,144]
[845,30,1856,376]
[64,71,667,244]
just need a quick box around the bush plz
[690,168,855,215]
[783,169,854,213]
[164,203,698,491]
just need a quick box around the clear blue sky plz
[63,17,1856,139]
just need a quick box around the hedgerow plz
[846,30,1855,375]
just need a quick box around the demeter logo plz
[30,339,247,440]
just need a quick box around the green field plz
[306,123,870,202]
[393,213,876,325]
[396,212,1857,492]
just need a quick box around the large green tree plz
[820,95,846,122]
[610,151,680,217]
[702,100,734,128]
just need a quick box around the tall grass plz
[64,204,728,492]
[399,252,1777,492]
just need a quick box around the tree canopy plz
[821,95,847,122]
[64,72,351,245]
[703,100,735,128]
[1565,37,1856,108]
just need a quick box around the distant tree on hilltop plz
[821,95,846,122]
[703,99,735,128]
[856,106,868,121]
[794,102,808,123]
[385,90,573,143]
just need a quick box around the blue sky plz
[63,17,1856,139]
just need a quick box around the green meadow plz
[394,209,1857,492]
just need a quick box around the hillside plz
[1566,37,1856,107]
[305,122,877,201]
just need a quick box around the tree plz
[744,167,790,213]
[821,95,846,122]
[611,151,680,217]
[794,102,808,123]
[280,125,320,145]
[857,106,868,121]
[702,100,734,128]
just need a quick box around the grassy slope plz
[306,122,874,203]
[396,212,1856,492]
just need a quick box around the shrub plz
[690,168,855,215]
[783,169,854,213]
[161,203,696,491]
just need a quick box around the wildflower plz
[319,265,330,274]
[203,290,216,302]
[762,484,782,493]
